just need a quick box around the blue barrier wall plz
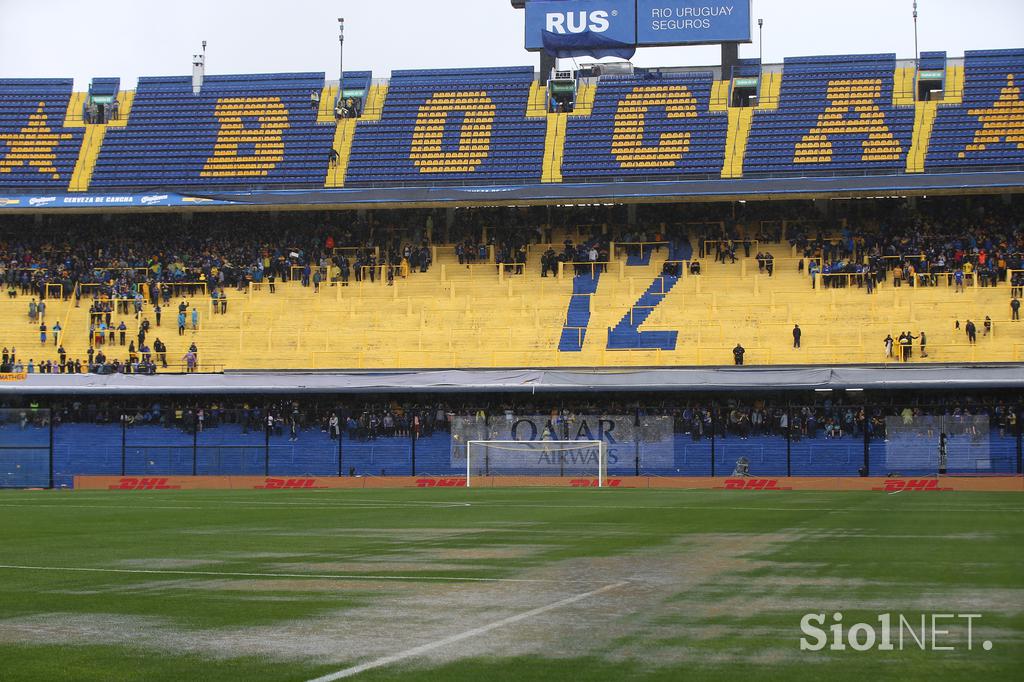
[17,421,1016,488]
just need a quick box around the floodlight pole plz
[758,18,763,66]
[912,2,919,67]
[338,18,345,105]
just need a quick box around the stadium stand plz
[1,196,1021,373]
[561,72,729,179]
[0,79,84,188]
[344,66,547,185]
[927,49,1024,170]
[89,72,337,189]
[2,50,1023,192]
[743,53,916,174]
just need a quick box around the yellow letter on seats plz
[411,92,496,173]
[794,79,902,163]
[0,104,73,180]
[612,85,699,169]
[959,75,1024,159]
[201,97,290,177]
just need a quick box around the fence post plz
[337,426,344,477]
[264,424,270,477]
[410,425,417,476]
[710,407,716,477]
[1016,405,1023,476]
[863,400,871,477]
[193,413,198,476]
[48,405,54,485]
[120,413,126,476]
[786,402,793,477]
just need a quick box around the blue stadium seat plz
[926,49,1024,170]
[345,66,545,185]
[744,54,914,174]
[562,72,727,180]
[0,78,84,190]
[89,72,356,189]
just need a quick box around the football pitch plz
[0,488,1021,681]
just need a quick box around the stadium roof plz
[5,364,1024,394]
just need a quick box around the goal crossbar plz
[465,440,606,487]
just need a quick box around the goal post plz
[465,440,606,487]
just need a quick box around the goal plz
[465,440,607,487]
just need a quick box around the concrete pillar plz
[720,43,739,80]
[445,208,455,243]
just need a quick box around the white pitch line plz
[218,500,472,509]
[305,580,629,682]
[0,503,205,510]
[0,564,606,585]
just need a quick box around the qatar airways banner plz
[637,0,751,45]
[450,413,674,469]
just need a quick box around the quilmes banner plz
[636,0,751,45]
[525,0,637,51]
[450,413,674,469]
[0,193,236,210]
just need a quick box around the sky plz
[0,0,1022,90]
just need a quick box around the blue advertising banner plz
[525,0,637,52]
[0,193,237,210]
[636,0,751,45]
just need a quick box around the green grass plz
[0,488,1021,681]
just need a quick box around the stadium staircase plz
[757,70,782,110]
[526,81,548,116]
[67,125,108,191]
[316,85,338,123]
[361,82,388,120]
[893,65,916,106]
[324,118,357,188]
[65,82,135,191]
[906,100,938,173]
[541,112,567,183]
[573,81,596,116]
[721,107,753,178]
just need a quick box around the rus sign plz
[525,0,638,51]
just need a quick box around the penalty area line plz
[305,580,630,682]
[0,564,605,585]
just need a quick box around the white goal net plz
[465,440,606,487]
